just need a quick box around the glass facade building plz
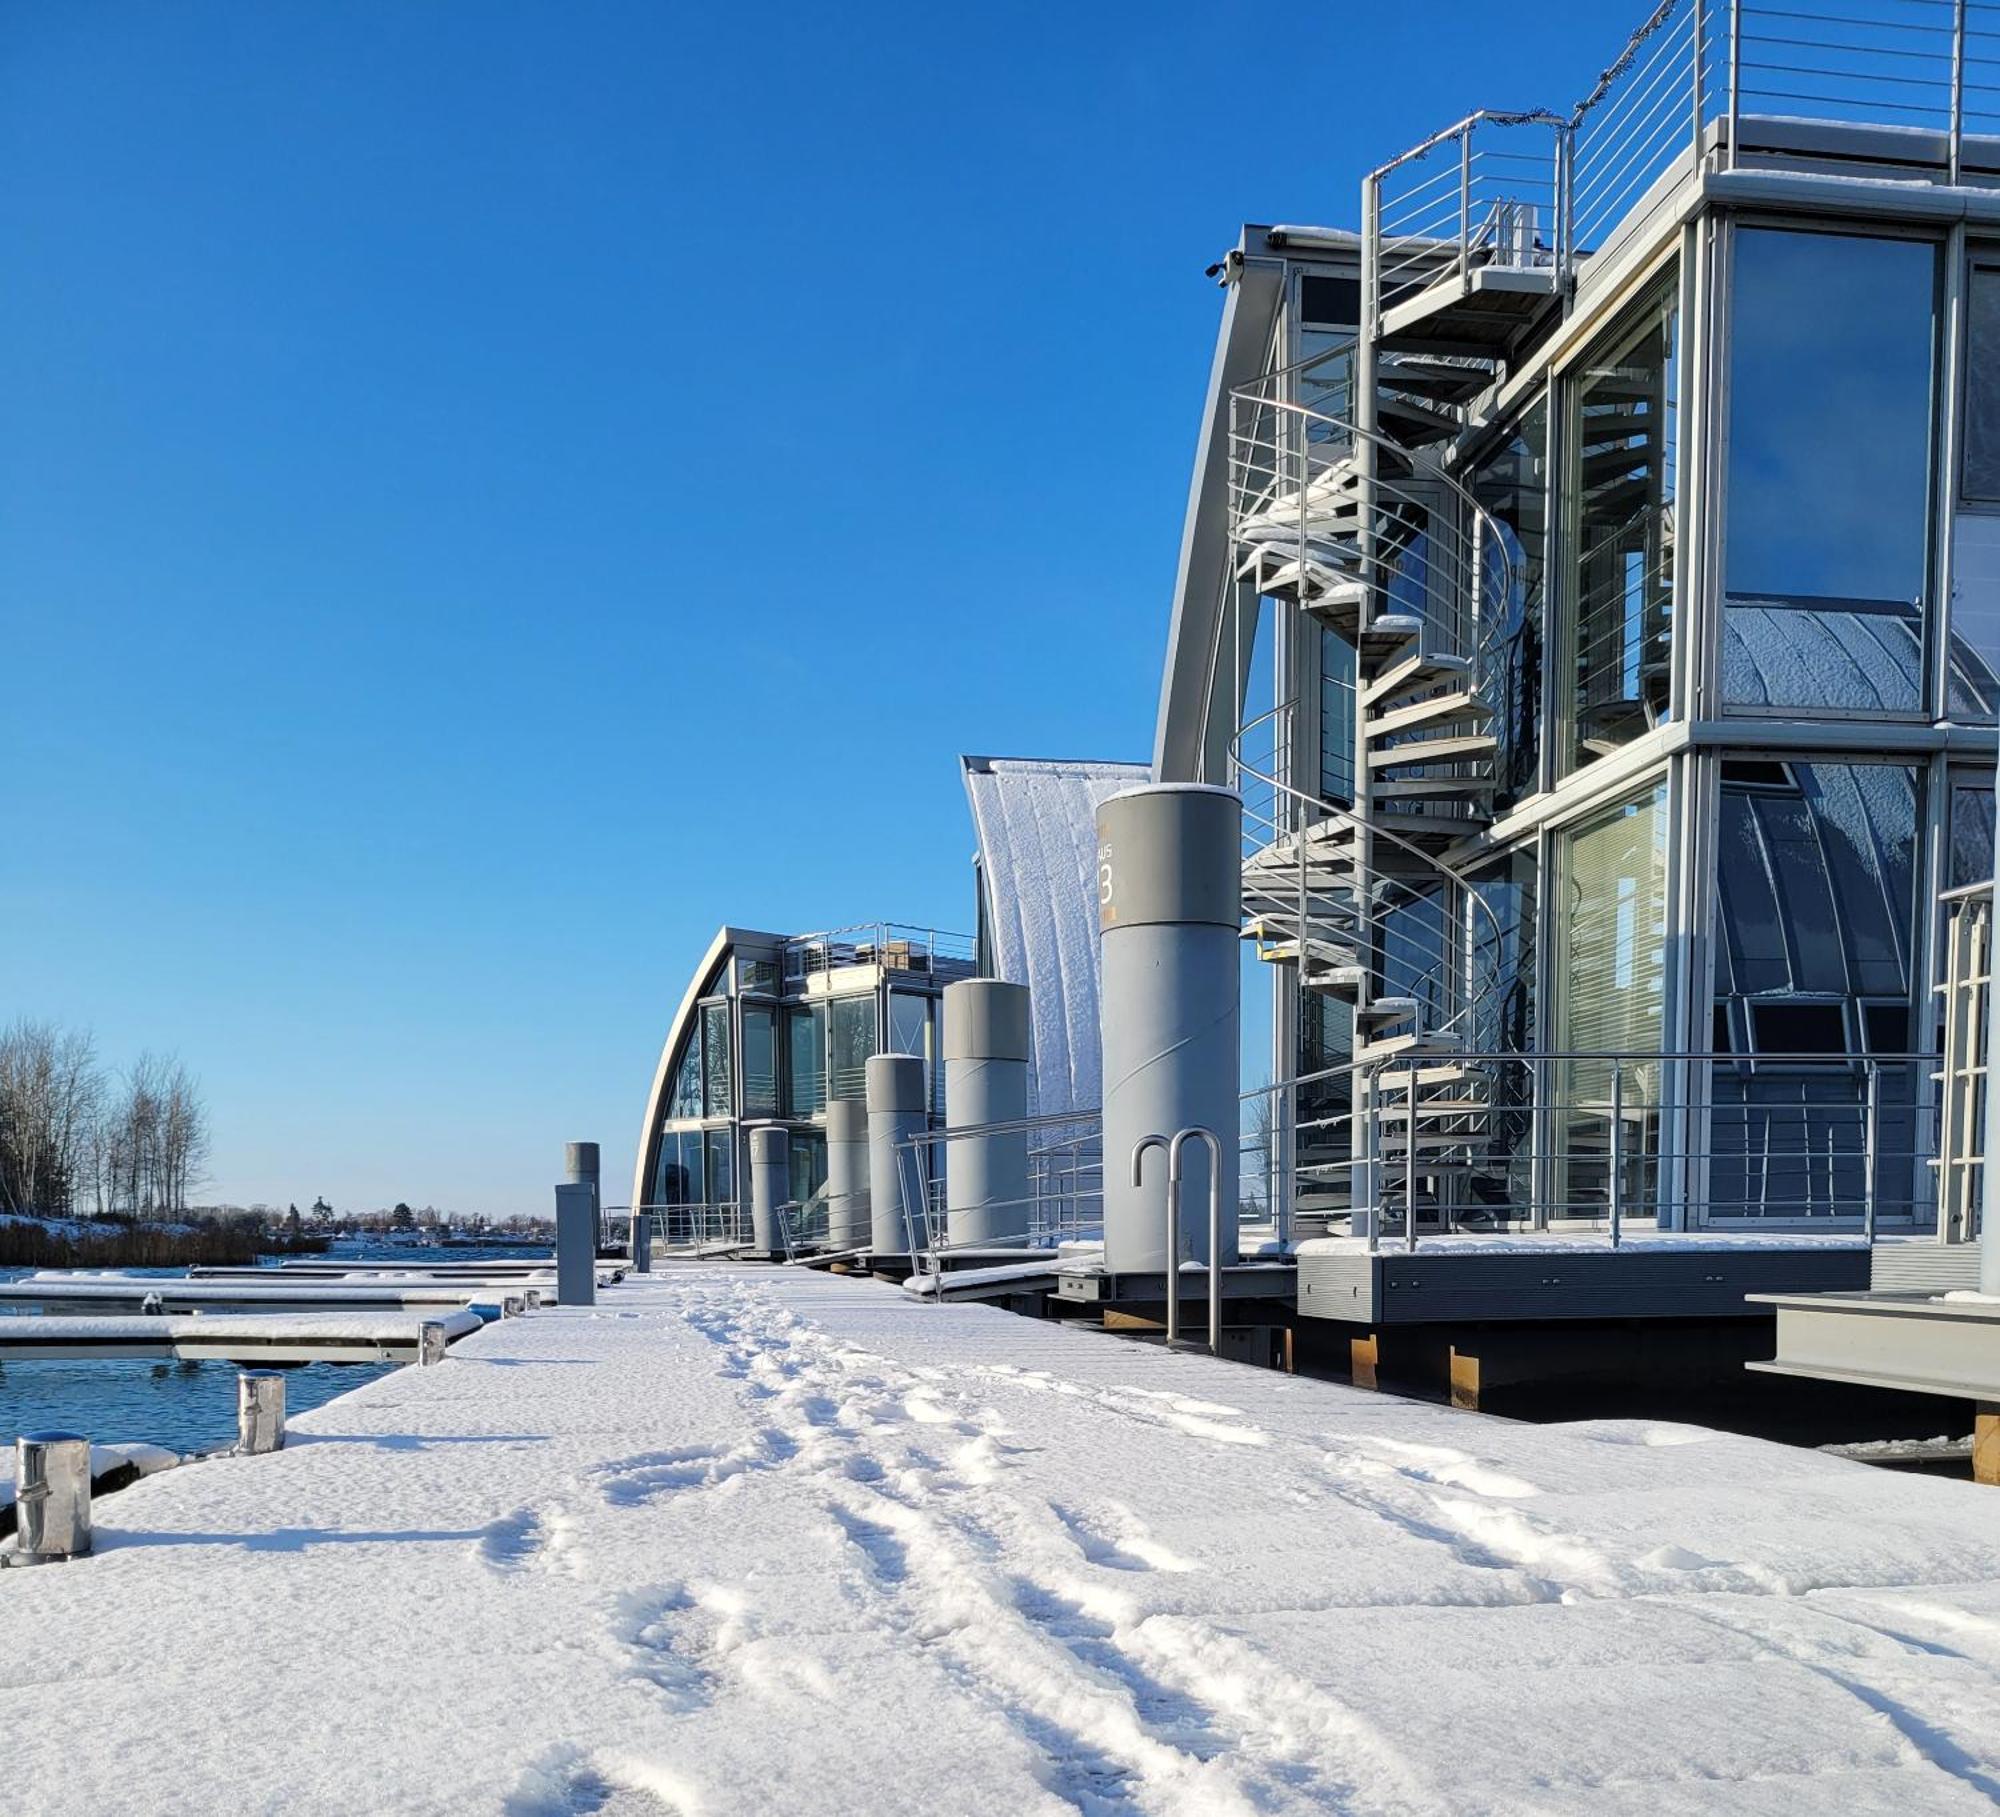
[631,924,975,1228]
[1155,16,2000,1235]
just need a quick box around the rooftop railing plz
[782,922,977,984]
[1364,1,2000,332]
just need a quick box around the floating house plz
[1145,0,2000,1372]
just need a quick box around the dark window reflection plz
[1473,402,1547,806]
[1710,758,1921,1221]
[1568,279,1677,768]
[1723,229,1935,714]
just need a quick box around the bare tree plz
[0,1020,106,1215]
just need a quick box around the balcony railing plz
[1363,1,2000,332]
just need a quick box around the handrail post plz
[1951,0,1968,185]
[1405,1061,1419,1250]
[1130,1134,1175,1344]
[1692,0,1708,165]
[1863,1058,1882,1244]
[1609,1064,1625,1249]
[1726,0,1741,172]
[1170,1127,1226,1355]
[1458,126,1473,292]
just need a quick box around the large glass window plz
[1555,784,1669,1216]
[652,1129,705,1207]
[701,1002,732,1118]
[784,1006,825,1117]
[1567,278,1678,770]
[740,1005,778,1117]
[1962,263,2000,505]
[888,992,936,1114]
[1710,759,1921,1221]
[1473,400,1548,805]
[668,1027,704,1119]
[827,995,877,1102]
[1723,229,1936,713]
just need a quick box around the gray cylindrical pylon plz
[1097,784,1242,1275]
[563,1142,601,1190]
[748,1124,790,1260]
[943,979,1032,1247]
[825,1098,871,1250]
[867,1053,929,1257]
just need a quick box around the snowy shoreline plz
[7,1266,2000,1814]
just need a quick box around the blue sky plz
[2,2,1619,1215]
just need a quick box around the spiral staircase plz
[1225,334,1520,1235]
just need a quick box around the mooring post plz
[236,1370,286,1455]
[13,1431,91,1563]
[418,1320,448,1366]
[629,1207,653,1274]
[554,1180,597,1306]
[1098,785,1241,1274]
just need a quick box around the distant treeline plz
[0,1210,330,1271]
[0,1020,210,1218]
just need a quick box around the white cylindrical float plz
[867,1053,929,1258]
[825,1098,871,1251]
[749,1124,790,1260]
[944,979,1032,1248]
[1097,784,1242,1274]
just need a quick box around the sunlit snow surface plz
[9,1267,2000,1815]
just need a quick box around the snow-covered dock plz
[8,1266,2000,1816]
[0,1307,485,1365]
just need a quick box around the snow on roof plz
[8,1265,2000,1814]
[962,754,1150,1119]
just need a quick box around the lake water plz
[0,1241,548,1456]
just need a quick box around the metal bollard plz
[236,1371,286,1455]
[501,1294,524,1318]
[13,1432,92,1562]
[418,1320,448,1366]
[521,1289,542,1310]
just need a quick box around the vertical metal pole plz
[1165,1154,1182,1347]
[1952,0,1968,185]
[1554,127,1573,308]
[1609,1065,1625,1249]
[1405,1063,1419,1250]
[1365,1062,1382,1254]
[1864,1059,1882,1244]
[1209,1136,1224,1357]
[1692,0,1708,163]
[1458,128,1473,291]
[1726,0,1742,172]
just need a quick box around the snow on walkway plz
[9,1268,2000,1816]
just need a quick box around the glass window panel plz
[1965,265,2000,504]
[701,1002,732,1118]
[1568,278,1677,770]
[1473,400,1547,805]
[785,1006,825,1117]
[1723,229,1935,713]
[1950,514,2000,723]
[1319,626,1357,806]
[741,1006,778,1117]
[1555,784,1669,1216]
[705,1131,734,1208]
[827,996,877,1102]
[1468,848,1539,1208]
[1951,781,1997,888]
[788,1132,827,1207]
[1710,760,1921,1222]
[653,1129,704,1208]
[888,992,934,1113]
[668,1031,703,1120]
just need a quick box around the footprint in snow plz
[1051,1502,1200,1575]
[503,1747,691,1817]
[478,1507,550,1572]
